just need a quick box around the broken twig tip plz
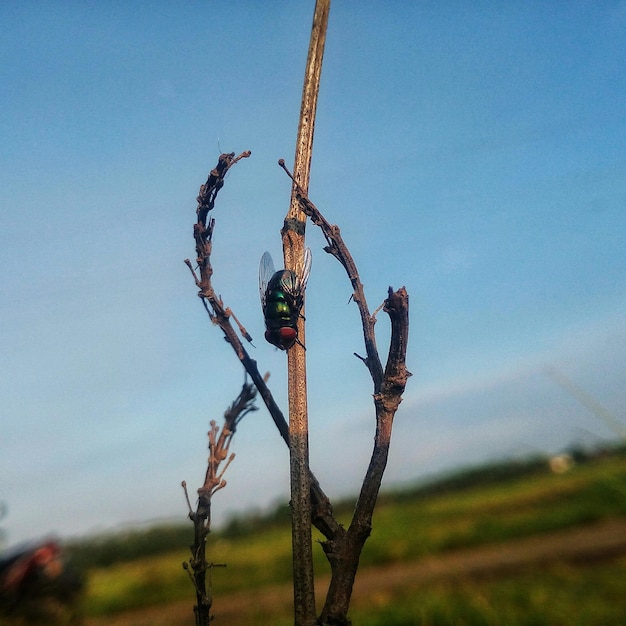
[278,159,295,181]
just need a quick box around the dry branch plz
[278,161,411,626]
[279,160,384,389]
[183,380,258,625]
[186,151,410,626]
[185,154,342,542]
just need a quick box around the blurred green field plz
[77,449,626,624]
[345,559,626,626]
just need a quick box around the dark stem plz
[275,167,411,625]
[188,142,410,626]
[183,380,257,624]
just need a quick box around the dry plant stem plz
[320,288,409,626]
[184,381,258,626]
[185,153,341,541]
[279,161,384,389]
[278,164,410,626]
[282,2,330,625]
[187,148,410,626]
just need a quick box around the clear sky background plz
[1,2,625,547]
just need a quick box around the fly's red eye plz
[265,328,297,349]
[278,328,297,341]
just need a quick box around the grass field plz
[70,449,626,625]
[348,559,626,626]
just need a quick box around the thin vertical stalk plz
[281,1,330,625]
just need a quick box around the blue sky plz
[1,2,625,547]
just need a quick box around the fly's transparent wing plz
[259,251,276,308]
[298,246,312,293]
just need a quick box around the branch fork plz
[187,150,410,625]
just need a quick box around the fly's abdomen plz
[264,294,291,320]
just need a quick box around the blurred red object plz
[0,539,84,620]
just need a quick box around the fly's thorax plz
[268,269,300,294]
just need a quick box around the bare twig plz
[185,153,341,541]
[278,161,411,626]
[183,380,257,626]
[187,45,409,625]
[200,381,258,500]
[279,160,384,390]
[187,148,409,626]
